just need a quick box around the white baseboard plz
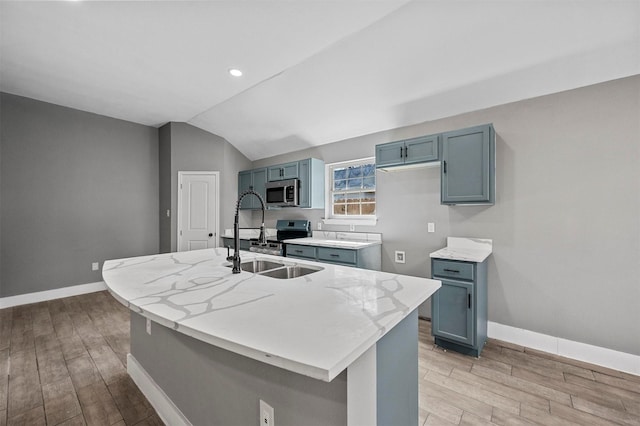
[127,354,191,426]
[0,281,107,309]
[488,321,640,377]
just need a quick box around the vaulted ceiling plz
[1,1,638,160]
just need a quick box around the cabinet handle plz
[443,268,460,273]
[443,160,447,174]
[294,250,303,253]
[400,146,403,158]
[405,146,408,158]
[330,254,340,257]
[468,294,471,309]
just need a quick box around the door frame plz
[176,171,220,252]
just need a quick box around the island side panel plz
[129,312,347,426]
[376,309,419,426]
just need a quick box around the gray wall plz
[158,122,252,253]
[251,75,640,356]
[0,93,159,297]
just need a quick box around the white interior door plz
[178,171,219,252]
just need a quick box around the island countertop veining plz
[102,248,440,382]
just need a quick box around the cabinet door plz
[281,162,299,180]
[431,278,474,346]
[375,140,405,168]
[298,159,311,208]
[404,135,439,164]
[441,124,493,204]
[252,168,267,208]
[267,166,284,181]
[238,170,254,209]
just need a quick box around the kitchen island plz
[102,248,440,426]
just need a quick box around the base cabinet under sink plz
[431,258,487,357]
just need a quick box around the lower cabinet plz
[431,258,487,356]
[285,243,381,271]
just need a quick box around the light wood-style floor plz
[1,291,639,425]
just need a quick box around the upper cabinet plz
[441,124,495,205]
[375,134,440,170]
[268,161,299,181]
[238,168,267,210]
[298,158,325,209]
[239,158,324,209]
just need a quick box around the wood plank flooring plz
[1,291,639,425]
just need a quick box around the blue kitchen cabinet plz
[237,168,267,210]
[375,134,440,170]
[441,124,495,205]
[286,243,381,270]
[297,158,325,209]
[268,161,299,181]
[431,258,487,356]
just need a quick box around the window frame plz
[323,157,377,226]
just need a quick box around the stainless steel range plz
[249,219,311,256]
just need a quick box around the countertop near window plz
[283,231,382,249]
[429,237,493,262]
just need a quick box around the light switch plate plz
[395,251,406,264]
[428,222,435,233]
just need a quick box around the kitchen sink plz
[225,258,323,279]
[226,259,284,273]
[259,265,323,279]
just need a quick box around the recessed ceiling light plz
[229,69,243,77]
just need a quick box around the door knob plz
[208,233,213,237]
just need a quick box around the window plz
[325,157,376,224]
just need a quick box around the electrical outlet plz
[349,224,355,232]
[146,318,151,335]
[91,262,99,271]
[395,251,406,264]
[317,222,322,230]
[428,222,435,233]
[259,399,274,426]
[166,209,171,218]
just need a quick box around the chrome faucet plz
[227,189,267,273]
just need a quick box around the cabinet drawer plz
[432,259,474,281]
[317,247,357,265]
[286,244,316,259]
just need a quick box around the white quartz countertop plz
[102,249,439,382]
[429,237,493,262]
[283,237,381,249]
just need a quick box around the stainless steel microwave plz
[265,178,300,207]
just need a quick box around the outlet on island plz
[92,262,99,271]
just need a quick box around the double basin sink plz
[226,258,323,279]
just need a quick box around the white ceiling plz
[1,1,638,161]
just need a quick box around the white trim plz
[347,345,376,426]
[0,281,106,309]
[488,321,640,376]
[177,171,220,252]
[127,354,192,426]
[324,158,378,224]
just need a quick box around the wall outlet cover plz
[395,251,406,264]
[259,399,274,426]
[428,222,435,233]
[91,262,99,271]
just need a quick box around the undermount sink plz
[234,259,284,273]
[225,258,323,279]
[259,265,323,280]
